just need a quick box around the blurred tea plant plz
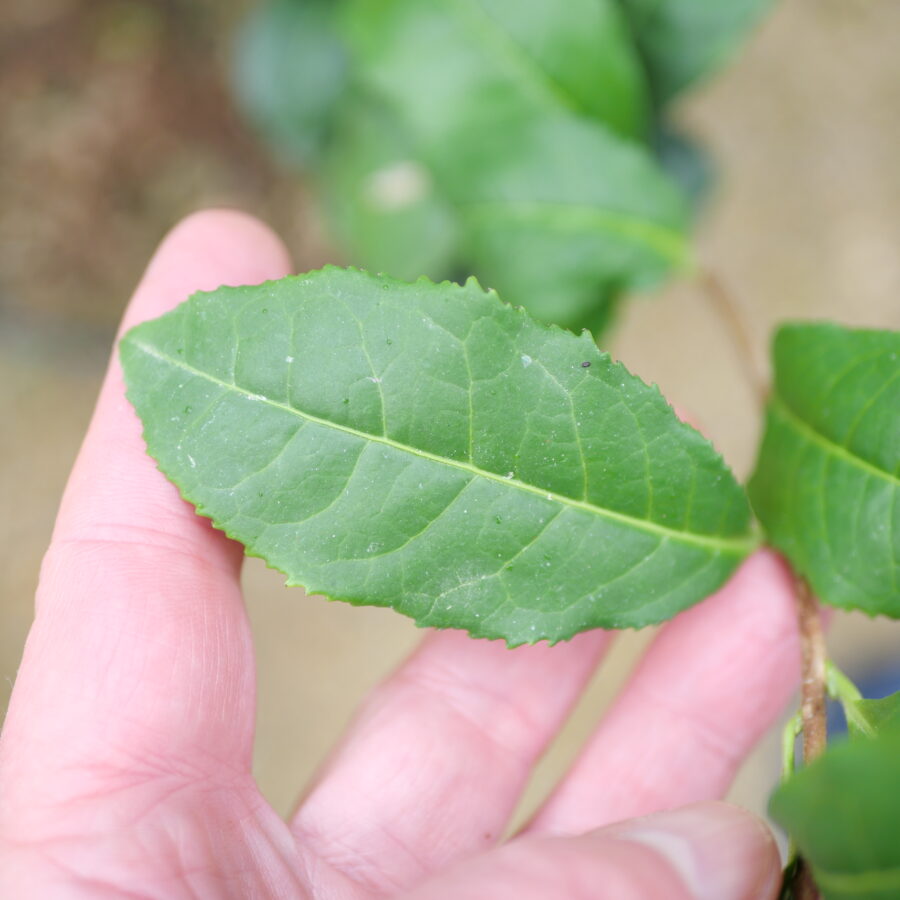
[232,0,773,336]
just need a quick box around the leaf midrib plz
[814,862,900,892]
[462,201,688,267]
[446,0,585,118]
[772,394,900,487]
[129,338,755,555]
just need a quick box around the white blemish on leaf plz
[365,160,430,211]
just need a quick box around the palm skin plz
[0,212,798,899]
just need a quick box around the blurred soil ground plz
[1,0,899,825]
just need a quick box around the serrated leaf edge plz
[122,267,756,644]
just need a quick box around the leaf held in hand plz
[121,269,755,644]
[749,323,900,618]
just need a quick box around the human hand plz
[0,211,798,899]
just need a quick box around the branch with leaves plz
[121,270,900,898]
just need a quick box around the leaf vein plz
[129,339,754,554]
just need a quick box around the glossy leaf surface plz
[771,726,900,899]
[749,323,900,617]
[121,269,755,644]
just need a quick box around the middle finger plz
[290,628,610,895]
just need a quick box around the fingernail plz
[606,802,779,900]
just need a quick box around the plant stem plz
[780,711,803,875]
[796,576,827,764]
[780,711,802,785]
[826,660,872,737]
[793,575,827,900]
[698,269,768,409]
[825,660,862,706]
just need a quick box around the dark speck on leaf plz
[581,361,591,368]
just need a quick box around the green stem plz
[825,660,872,737]
[698,269,768,409]
[781,711,803,784]
[781,712,803,866]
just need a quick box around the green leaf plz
[770,726,900,899]
[653,124,715,216]
[343,0,650,143]
[336,0,687,334]
[322,98,461,281]
[616,0,775,103]
[847,692,900,740]
[121,269,755,645]
[232,0,347,166]
[451,113,690,334]
[748,323,900,617]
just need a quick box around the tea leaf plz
[771,726,900,899]
[344,0,650,142]
[847,692,900,740]
[617,0,775,102]
[121,269,755,644]
[323,99,461,282]
[749,323,900,617]
[333,0,688,334]
[232,0,347,166]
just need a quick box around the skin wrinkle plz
[387,666,542,768]
[400,832,698,900]
[297,815,428,897]
[292,632,613,895]
[6,771,310,899]
[48,537,235,585]
[631,681,742,768]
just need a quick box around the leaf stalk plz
[791,574,828,900]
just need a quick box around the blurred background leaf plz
[617,0,777,103]
[232,0,346,167]
[230,0,772,336]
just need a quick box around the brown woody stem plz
[797,576,827,764]
[698,269,768,409]
[793,575,827,900]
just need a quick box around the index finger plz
[0,211,292,825]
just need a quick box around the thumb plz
[594,802,782,899]
[401,802,781,899]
